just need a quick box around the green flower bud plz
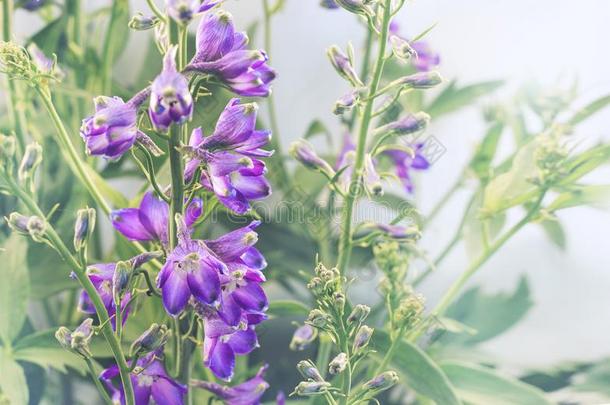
[363,371,399,393]
[26,216,46,243]
[333,291,346,312]
[55,326,72,350]
[352,325,374,352]
[289,140,336,178]
[6,212,30,235]
[389,35,416,61]
[307,309,330,328]
[130,323,169,356]
[395,294,425,327]
[73,207,96,252]
[112,261,131,300]
[396,71,443,89]
[329,352,348,375]
[56,319,94,357]
[297,360,325,382]
[347,304,370,325]
[327,45,364,87]
[292,381,331,396]
[17,142,43,182]
[129,13,160,30]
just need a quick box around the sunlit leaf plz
[0,235,30,345]
[427,80,504,118]
[539,219,567,250]
[547,184,610,212]
[568,94,610,125]
[469,122,504,182]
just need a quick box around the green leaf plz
[0,351,28,405]
[441,276,532,346]
[267,300,310,318]
[427,80,504,118]
[540,219,567,250]
[547,184,610,212]
[28,16,68,57]
[469,122,504,181]
[557,144,610,186]
[13,330,87,375]
[0,235,30,345]
[372,331,461,405]
[441,362,552,405]
[568,94,610,125]
[572,359,610,397]
[303,120,332,144]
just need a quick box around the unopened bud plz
[56,319,94,357]
[18,142,43,182]
[290,140,336,178]
[333,0,374,16]
[396,294,425,326]
[297,360,324,382]
[130,323,169,356]
[0,134,16,163]
[55,326,72,350]
[112,261,131,299]
[333,91,358,115]
[333,292,346,311]
[347,304,370,325]
[6,212,30,235]
[166,0,198,24]
[73,207,96,252]
[397,71,443,89]
[329,352,348,375]
[327,45,363,87]
[363,371,399,393]
[352,325,374,352]
[290,324,318,351]
[364,154,383,196]
[292,381,331,396]
[26,216,46,243]
[375,112,430,137]
[389,35,416,61]
[129,13,160,30]
[307,309,330,328]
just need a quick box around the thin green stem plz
[146,0,166,21]
[348,26,374,131]
[2,0,27,152]
[4,175,135,405]
[167,113,185,249]
[101,0,126,94]
[337,0,393,275]
[85,357,113,405]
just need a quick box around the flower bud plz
[290,140,336,178]
[129,13,160,30]
[56,319,95,357]
[18,142,43,182]
[363,371,399,393]
[130,323,170,356]
[375,112,430,137]
[26,216,46,243]
[292,381,331,396]
[297,360,325,382]
[320,0,339,9]
[0,134,16,163]
[329,352,348,375]
[352,325,374,352]
[389,35,416,61]
[166,0,199,25]
[333,91,358,115]
[290,324,318,351]
[347,304,370,325]
[397,71,443,89]
[333,291,346,312]
[333,0,374,16]
[112,261,131,300]
[307,309,330,328]
[364,154,383,196]
[55,326,72,350]
[307,276,325,295]
[327,45,363,87]
[73,207,96,252]
[395,294,425,327]
[6,212,30,235]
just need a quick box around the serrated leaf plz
[0,235,30,345]
[568,94,610,125]
[13,330,87,375]
[267,300,310,318]
[441,361,552,405]
[372,331,461,405]
[0,351,28,405]
[440,276,532,346]
[427,80,504,118]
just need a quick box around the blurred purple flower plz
[193,364,270,404]
[389,21,440,72]
[101,350,186,405]
[320,0,339,9]
[19,0,46,10]
[185,10,276,97]
[383,143,430,192]
[110,192,202,246]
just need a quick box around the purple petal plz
[132,375,152,405]
[185,198,203,227]
[195,10,236,62]
[217,292,242,327]
[205,221,260,261]
[187,260,221,305]
[233,173,271,200]
[232,282,268,313]
[241,247,267,271]
[161,269,190,316]
[204,338,236,381]
[110,208,154,241]
[151,377,186,405]
[138,192,169,242]
[227,327,258,355]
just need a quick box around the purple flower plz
[185,10,276,97]
[110,192,202,246]
[157,215,226,316]
[198,0,221,12]
[166,0,199,23]
[101,351,186,405]
[149,47,193,132]
[19,0,46,10]
[327,45,363,87]
[375,112,430,136]
[80,95,147,160]
[193,364,270,404]
[185,99,272,214]
[78,263,132,330]
[411,42,440,72]
[383,143,430,192]
[320,0,339,9]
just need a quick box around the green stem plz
[336,0,393,275]
[5,176,135,405]
[85,357,113,405]
[2,0,27,152]
[167,101,185,249]
[36,87,113,214]
[101,0,125,94]
[262,0,291,190]
[348,26,374,131]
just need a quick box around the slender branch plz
[4,175,135,405]
[85,357,113,405]
[337,0,393,275]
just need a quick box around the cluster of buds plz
[55,319,95,358]
[292,359,332,397]
[327,44,363,87]
[354,222,421,247]
[532,134,569,186]
[7,212,46,243]
[130,323,170,358]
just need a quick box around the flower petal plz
[232,282,268,313]
[161,269,190,316]
[110,208,155,241]
[187,259,221,305]
[151,377,187,405]
[227,327,258,355]
[204,337,236,381]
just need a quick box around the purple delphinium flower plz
[80,91,150,160]
[157,215,225,316]
[149,46,193,132]
[193,364,270,404]
[101,350,186,405]
[184,99,272,215]
[383,143,430,192]
[411,42,440,72]
[320,0,339,9]
[78,263,132,330]
[110,191,202,246]
[185,10,276,97]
